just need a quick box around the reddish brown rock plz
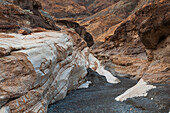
[133,1,170,49]
[37,0,120,18]
[0,1,60,33]
[56,20,94,47]
[32,27,47,33]
[92,1,170,83]
[78,0,167,41]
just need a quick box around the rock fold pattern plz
[0,31,118,113]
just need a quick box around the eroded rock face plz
[79,0,163,41]
[13,0,42,11]
[37,0,120,18]
[94,1,170,102]
[133,1,170,49]
[0,31,119,113]
[56,20,94,47]
[0,1,60,33]
[92,1,170,84]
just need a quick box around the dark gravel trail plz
[48,69,170,113]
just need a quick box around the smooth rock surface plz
[115,79,156,101]
[0,31,118,113]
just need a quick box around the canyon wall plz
[0,0,169,112]
[91,1,170,101]
[0,30,119,113]
[92,1,170,84]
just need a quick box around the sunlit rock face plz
[94,1,170,102]
[79,0,164,41]
[0,31,119,113]
[92,1,170,84]
[37,0,120,18]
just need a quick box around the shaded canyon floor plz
[48,75,170,113]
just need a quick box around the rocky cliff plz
[0,0,60,33]
[90,1,170,107]
[36,0,120,18]
[79,0,165,41]
[99,1,170,83]
[0,0,119,112]
[55,20,94,47]
[90,2,170,104]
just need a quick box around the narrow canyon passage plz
[48,76,170,113]
[48,77,138,113]
[0,0,169,113]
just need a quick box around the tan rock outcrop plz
[79,0,167,41]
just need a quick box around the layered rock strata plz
[93,1,170,84]
[56,20,94,47]
[91,1,170,101]
[0,1,60,33]
[0,31,119,113]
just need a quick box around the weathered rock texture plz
[86,0,170,103]
[56,20,94,47]
[92,1,170,84]
[79,0,167,41]
[0,0,60,33]
[0,30,118,113]
[0,0,169,111]
[37,0,120,18]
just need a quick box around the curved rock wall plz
[0,31,118,113]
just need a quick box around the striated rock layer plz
[0,31,119,113]
[91,1,170,101]
[0,0,60,33]
[79,0,167,41]
[93,1,170,84]
[55,20,94,47]
[37,0,120,19]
